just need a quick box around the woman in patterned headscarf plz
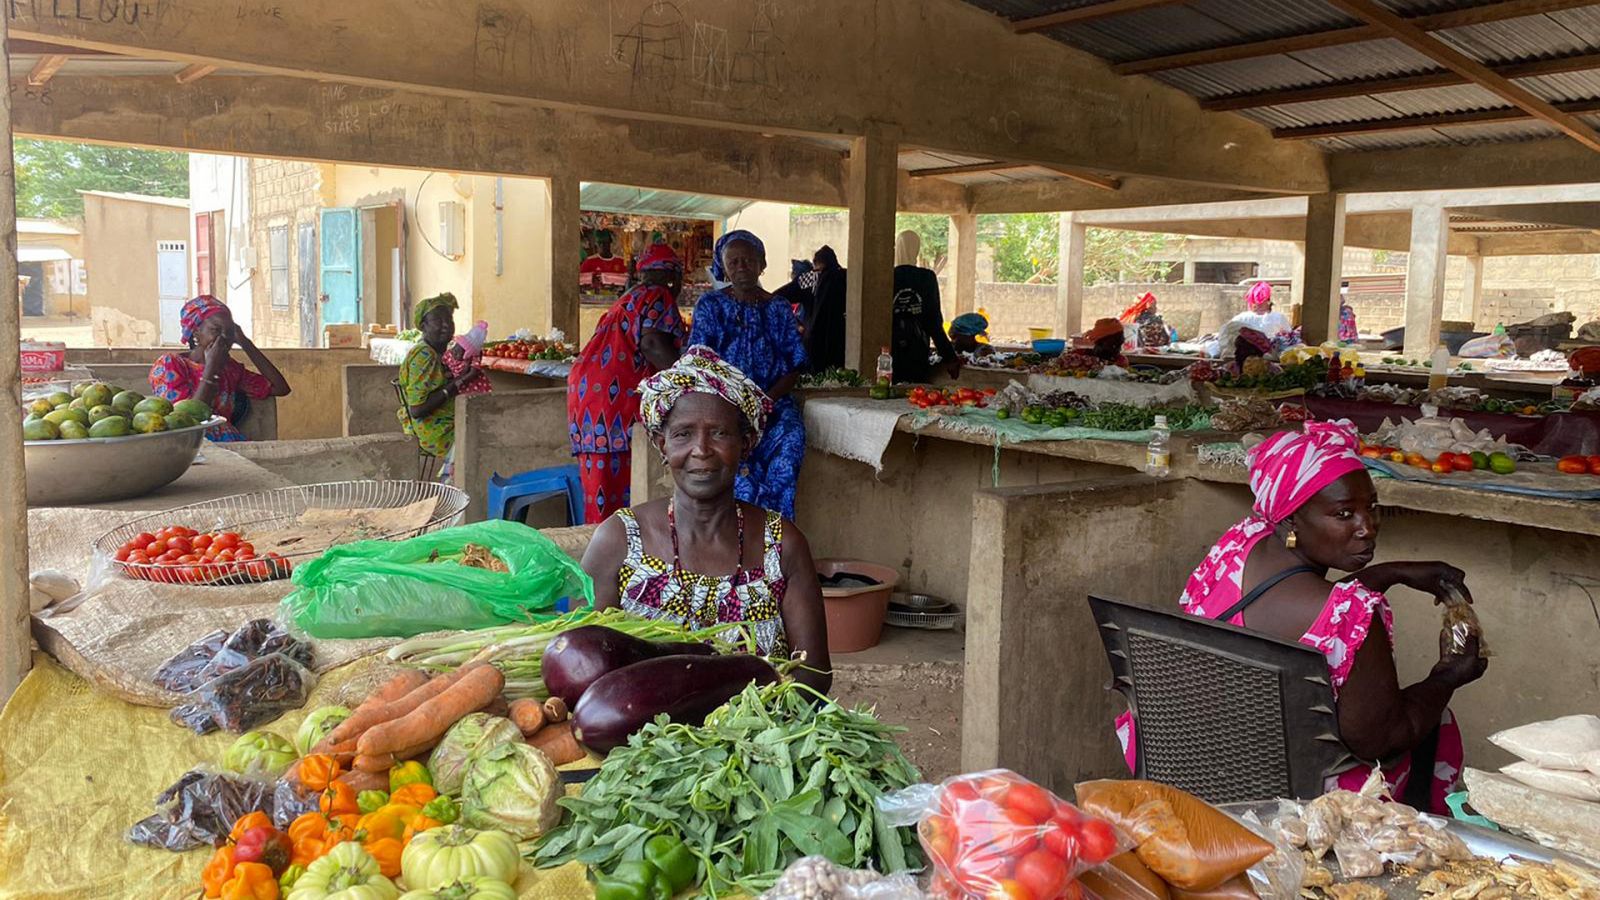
[148,295,291,441]
[580,345,831,692]
[1114,421,1486,813]
[688,229,810,518]
[397,292,480,476]
[568,243,687,522]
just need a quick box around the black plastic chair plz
[392,378,443,482]
[1087,594,1356,804]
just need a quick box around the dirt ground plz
[833,657,964,781]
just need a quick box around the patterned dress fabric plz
[148,354,272,442]
[567,283,687,520]
[614,507,790,657]
[687,291,809,518]
[396,343,454,459]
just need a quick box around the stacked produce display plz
[21,380,213,441]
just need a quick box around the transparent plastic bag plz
[280,520,594,638]
[125,766,277,851]
[1440,586,1490,658]
[1080,853,1170,900]
[151,619,310,694]
[757,856,924,900]
[1490,715,1600,771]
[1229,810,1304,900]
[879,769,1128,900]
[1074,780,1272,892]
[170,652,317,734]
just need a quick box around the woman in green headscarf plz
[397,293,479,475]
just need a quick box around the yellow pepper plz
[363,836,405,879]
[388,782,437,808]
[357,803,421,842]
[388,760,432,793]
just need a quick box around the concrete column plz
[1056,213,1086,337]
[1300,193,1346,344]
[845,129,898,371]
[948,213,978,316]
[1288,243,1306,314]
[1404,204,1451,359]
[543,171,581,343]
[1461,254,1486,328]
[0,19,28,703]
[1181,260,1197,285]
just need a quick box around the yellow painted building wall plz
[81,194,190,346]
[331,165,474,326]
[470,175,551,338]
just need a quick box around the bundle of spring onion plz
[384,607,758,700]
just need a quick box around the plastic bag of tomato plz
[879,768,1127,900]
[908,386,996,410]
[114,526,292,586]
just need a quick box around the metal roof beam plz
[1011,0,1186,34]
[1274,98,1600,139]
[1115,0,1600,76]
[1324,0,1600,153]
[1201,50,1600,112]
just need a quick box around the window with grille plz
[269,225,290,310]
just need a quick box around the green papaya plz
[131,412,168,434]
[80,383,114,408]
[57,420,89,440]
[133,396,173,416]
[172,398,212,422]
[23,418,59,441]
[87,405,118,423]
[88,416,131,438]
[164,412,198,431]
[111,390,143,413]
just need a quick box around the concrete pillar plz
[845,129,898,371]
[948,213,978,316]
[1056,213,1086,337]
[1462,254,1486,329]
[1300,193,1346,345]
[1404,204,1450,359]
[0,19,28,703]
[1181,260,1197,285]
[1288,243,1306,315]
[543,171,581,343]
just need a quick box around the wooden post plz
[1301,193,1347,344]
[1055,213,1085,337]
[844,129,898,372]
[0,16,31,702]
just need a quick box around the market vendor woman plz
[149,295,291,442]
[397,292,482,477]
[581,346,831,693]
[1117,421,1487,812]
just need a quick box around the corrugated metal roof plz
[958,0,1600,152]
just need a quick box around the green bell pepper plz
[356,790,389,814]
[593,860,672,900]
[421,794,460,825]
[643,834,695,894]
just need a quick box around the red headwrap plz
[638,242,682,272]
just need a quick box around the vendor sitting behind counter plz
[1115,422,1487,813]
[148,295,291,442]
[581,346,831,694]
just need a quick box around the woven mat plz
[0,652,595,900]
[28,506,395,708]
[803,396,907,472]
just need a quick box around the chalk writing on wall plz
[474,5,536,85]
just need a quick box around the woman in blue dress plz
[688,230,809,518]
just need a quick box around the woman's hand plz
[205,328,234,364]
[450,366,482,393]
[1396,561,1471,604]
[1431,633,1489,689]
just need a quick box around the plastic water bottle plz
[1146,414,1171,477]
[875,346,894,385]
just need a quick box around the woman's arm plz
[233,327,292,397]
[1338,616,1486,760]
[776,520,832,695]
[1350,561,1470,604]
[921,273,961,378]
[580,515,628,611]
[767,370,801,400]
[407,375,463,421]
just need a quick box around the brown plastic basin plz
[815,558,900,653]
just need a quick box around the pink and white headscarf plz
[1182,420,1366,620]
[1246,281,1274,312]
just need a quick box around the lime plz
[1469,451,1488,470]
[1488,452,1516,475]
[995,408,1010,420]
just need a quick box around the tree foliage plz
[14,139,189,218]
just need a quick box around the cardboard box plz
[19,340,65,373]
[324,324,363,349]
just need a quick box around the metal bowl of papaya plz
[24,416,225,506]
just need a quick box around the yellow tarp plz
[0,653,593,899]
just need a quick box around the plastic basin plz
[1028,327,1053,341]
[1032,339,1067,356]
[816,558,900,653]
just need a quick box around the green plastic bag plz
[281,520,594,638]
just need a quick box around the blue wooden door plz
[319,207,361,325]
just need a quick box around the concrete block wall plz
[452,386,575,522]
[250,159,327,348]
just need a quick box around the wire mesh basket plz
[92,480,470,587]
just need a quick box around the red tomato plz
[1014,850,1069,900]
[146,539,168,556]
[1042,822,1078,863]
[942,780,982,817]
[114,547,132,562]
[1430,461,1451,475]
[1001,783,1056,826]
[1451,454,1475,472]
[215,533,240,550]
[990,807,1041,858]
[128,551,149,565]
[1558,456,1591,475]
[1077,818,1119,865]
[1060,882,1084,900]
[217,550,235,563]
[192,534,213,551]
[167,537,191,555]
[921,815,957,866]
[1051,802,1082,828]
[237,542,255,557]
[133,532,155,547]
[177,554,198,564]
[1588,456,1600,475]
[986,880,1036,900]
[244,560,271,580]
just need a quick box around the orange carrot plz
[330,666,476,745]
[334,768,389,792]
[357,665,505,758]
[480,694,510,718]
[529,721,585,766]
[509,699,546,736]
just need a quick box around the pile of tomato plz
[484,339,576,362]
[114,526,291,584]
[908,386,996,410]
[920,770,1120,900]
[1557,455,1600,476]
[1358,444,1519,476]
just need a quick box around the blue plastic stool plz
[487,465,584,527]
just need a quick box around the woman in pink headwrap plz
[1116,421,1487,812]
[1213,281,1295,358]
[148,295,291,441]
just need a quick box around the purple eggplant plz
[572,654,779,752]
[541,625,714,708]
